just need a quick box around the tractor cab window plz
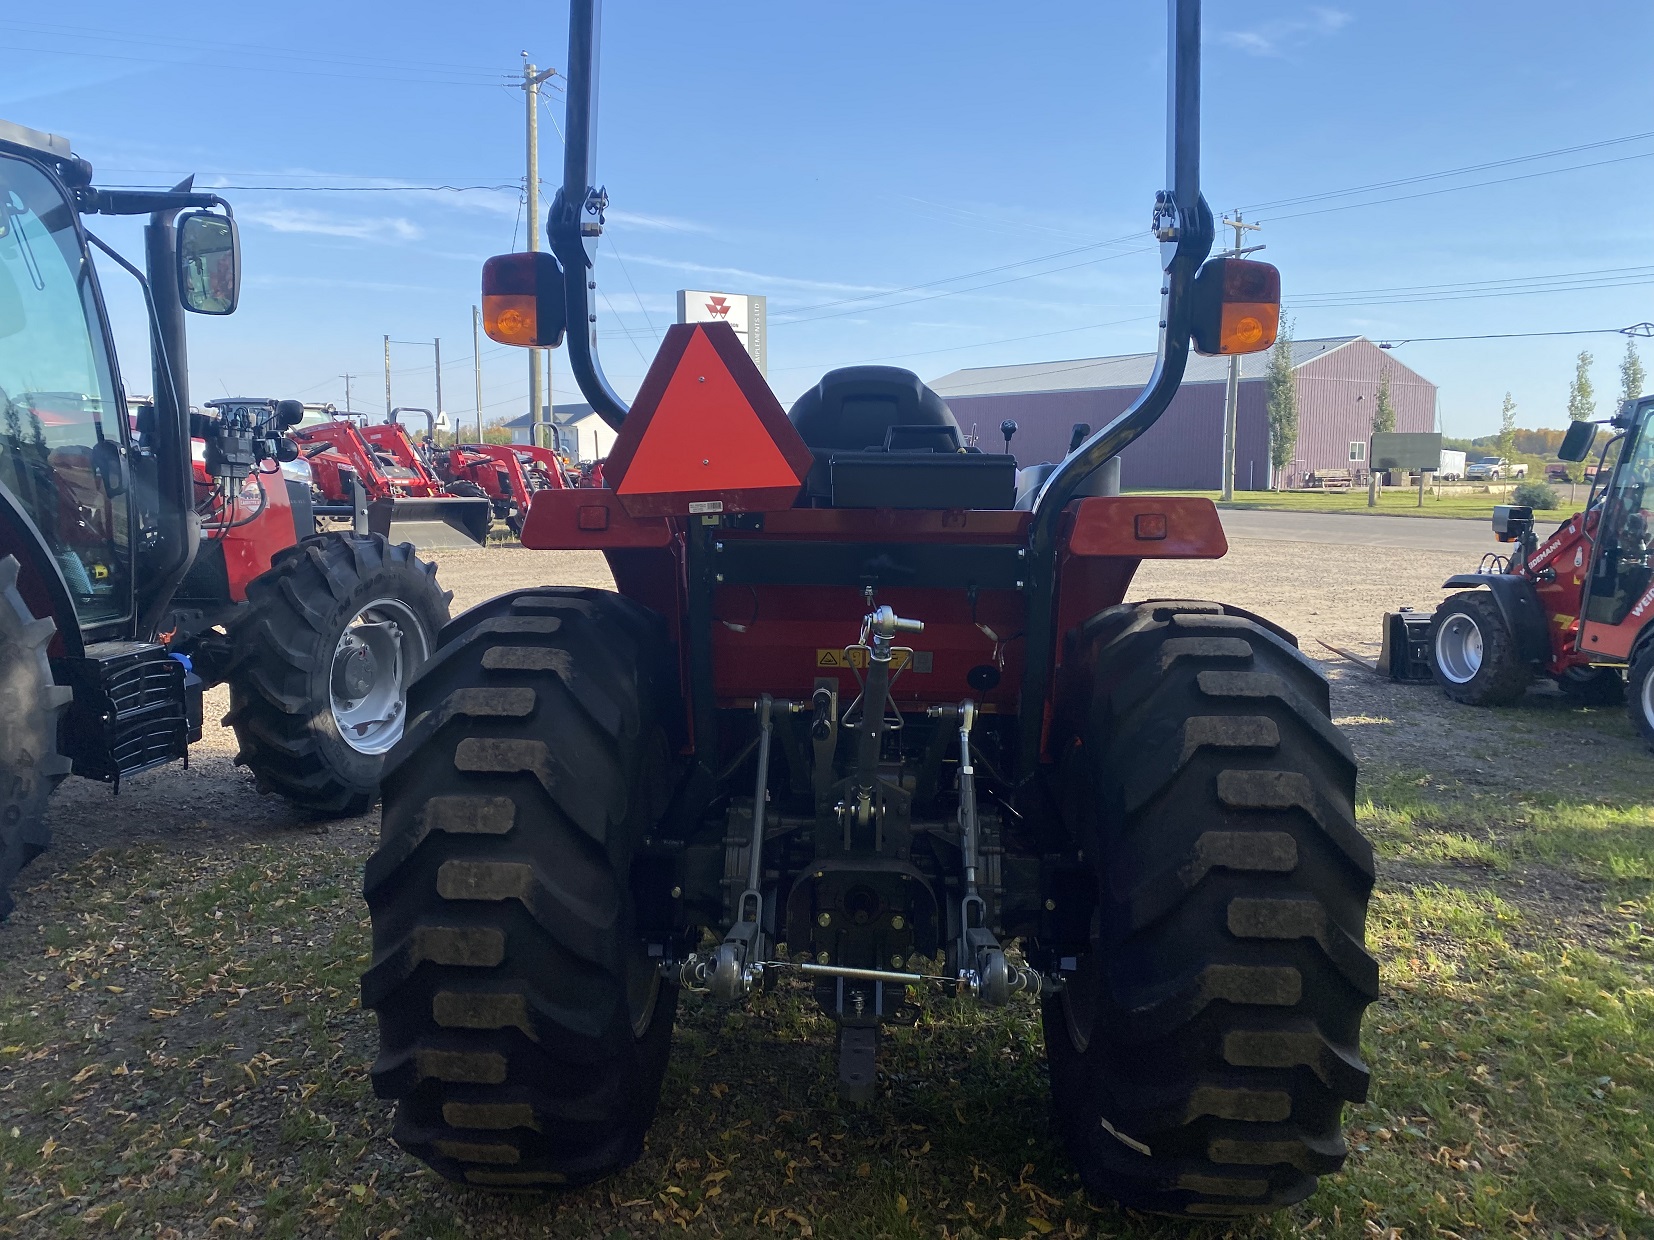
[1585,413,1654,626]
[0,153,129,627]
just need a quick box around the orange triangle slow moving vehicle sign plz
[605,322,813,517]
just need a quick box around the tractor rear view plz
[1423,398,1654,747]
[0,121,451,920]
[361,0,1375,1218]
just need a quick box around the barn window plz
[1349,441,1367,462]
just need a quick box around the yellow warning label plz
[815,648,926,671]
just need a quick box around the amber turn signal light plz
[1190,257,1281,357]
[481,252,568,348]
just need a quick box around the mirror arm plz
[554,0,630,432]
[1015,0,1212,782]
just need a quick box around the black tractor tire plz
[1555,664,1625,706]
[445,480,489,500]
[1428,590,1532,707]
[1628,639,1654,751]
[362,587,681,1189]
[1044,601,1376,1217]
[0,557,72,922]
[223,533,450,816]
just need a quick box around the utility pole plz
[383,336,392,419]
[433,337,443,430]
[340,373,355,414]
[1219,210,1262,502]
[523,54,557,450]
[473,305,485,443]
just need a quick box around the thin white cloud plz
[604,209,713,234]
[240,207,422,242]
[620,252,891,296]
[1219,8,1351,57]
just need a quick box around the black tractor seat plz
[788,366,1016,510]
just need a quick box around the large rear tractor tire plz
[362,587,680,1189]
[1628,639,1654,752]
[1045,601,1376,1217]
[224,533,450,816]
[0,556,72,922]
[1428,590,1531,707]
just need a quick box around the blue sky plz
[6,2,1651,438]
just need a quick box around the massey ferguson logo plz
[704,295,732,319]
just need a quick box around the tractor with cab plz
[361,0,1375,1218]
[1426,397,1654,747]
[0,119,451,921]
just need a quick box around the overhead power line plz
[1239,131,1654,213]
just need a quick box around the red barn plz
[930,336,1436,491]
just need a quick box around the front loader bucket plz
[367,496,492,549]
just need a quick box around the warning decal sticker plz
[815,649,933,673]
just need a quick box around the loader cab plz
[1583,395,1654,628]
[0,137,133,635]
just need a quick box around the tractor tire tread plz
[363,586,679,1190]
[0,555,71,921]
[1044,602,1374,1217]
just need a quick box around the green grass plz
[1132,487,1590,521]
[1,767,1651,1237]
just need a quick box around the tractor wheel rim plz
[330,597,427,756]
[1436,613,1484,684]
[1643,664,1654,730]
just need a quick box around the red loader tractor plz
[435,440,570,535]
[292,412,491,548]
[360,0,1375,1219]
[0,120,451,919]
[1426,396,1654,747]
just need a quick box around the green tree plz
[1566,350,1595,422]
[1371,367,1396,435]
[1498,392,1517,463]
[1622,339,1646,404]
[1265,318,1298,489]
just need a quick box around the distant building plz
[930,336,1436,491]
[500,403,615,461]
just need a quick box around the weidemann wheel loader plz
[0,120,451,920]
[363,0,1376,1217]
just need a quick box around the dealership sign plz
[677,290,767,375]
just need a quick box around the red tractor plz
[360,0,1375,1219]
[0,120,452,919]
[293,411,491,548]
[435,440,571,535]
[1426,399,1654,746]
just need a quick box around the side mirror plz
[481,251,566,347]
[274,399,305,428]
[1557,419,1597,462]
[177,211,240,315]
[1190,257,1280,356]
